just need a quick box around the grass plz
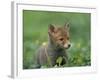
[23,10,91,69]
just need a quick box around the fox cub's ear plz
[48,24,55,34]
[64,23,70,31]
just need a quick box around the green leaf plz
[56,57,63,66]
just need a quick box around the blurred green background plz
[23,10,91,69]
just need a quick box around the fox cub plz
[36,23,71,68]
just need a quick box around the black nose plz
[68,44,71,48]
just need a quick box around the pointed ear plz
[48,24,55,33]
[64,23,70,31]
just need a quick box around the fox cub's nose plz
[64,43,71,49]
[68,44,71,48]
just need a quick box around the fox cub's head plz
[48,23,71,49]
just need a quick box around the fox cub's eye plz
[59,38,64,41]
